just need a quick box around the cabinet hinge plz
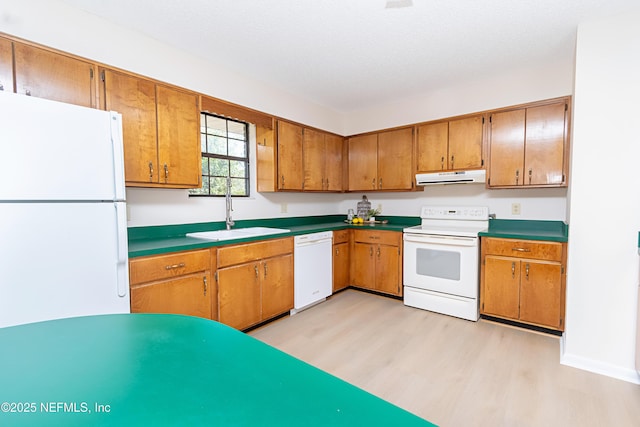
[481,302,484,310]
[481,159,484,167]
[565,103,568,112]
[100,70,105,82]
[214,271,218,282]
[561,266,565,274]
[562,174,566,183]
[560,317,564,327]
[489,115,492,123]
[90,68,94,79]
[482,116,485,124]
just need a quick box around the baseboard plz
[560,338,640,385]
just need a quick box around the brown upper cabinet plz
[12,42,96,108]
[276,121,304,191]
[303,128,344,191]
[100,68,201,188]
[348,127,414,191]
[487,98,569,188]
[416,115,484,173]
[0,37,14,92]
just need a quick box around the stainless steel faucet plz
[225,176,235,230]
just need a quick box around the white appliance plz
[0,92,129,328]
[403,206,489,321]
[416,169,486,186]
[292,231,333,314]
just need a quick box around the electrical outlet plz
[511,203,521,215]
[281,203,288,213]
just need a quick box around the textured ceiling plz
[61,0,638,112]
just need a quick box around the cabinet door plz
[333,242,350,292]
[218,263,261,330]
[102,69,158,185]
[256,123,276,192]
[352,243,375,290]
[448,115,483,170]
[488,109,525,187]
[156,84,201,187]
[14,43,95,108]
[324,133,344,191]
[130,273,211,318]
[348,134,378,191]
[277,121,304,190]
[0,37,13,92]
[482,256,520,319]
[416,122,448,172]
[377,127,414,190]
[302,127,325,191]
[519,260,563,329]
[261,254,294,320]
[375,244,401,296]
[524,102,566,186]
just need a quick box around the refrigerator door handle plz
[115,203,129,297]
[110,112,126,201]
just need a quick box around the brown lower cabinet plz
[332,229,351,292]
[129,249,212,319]
[216,237,294,330]
[351,230,403,297]
[480,237,567,331]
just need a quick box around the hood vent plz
[416,169,486,186]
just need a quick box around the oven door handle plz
[403,234,478,247]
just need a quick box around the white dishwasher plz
[292,231,333,314]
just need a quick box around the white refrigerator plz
[0,92,130,328]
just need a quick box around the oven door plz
[403,233,479,299]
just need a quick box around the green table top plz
[0,314,435,426]
[478,219,568,242]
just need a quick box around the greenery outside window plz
[190,113,249,197]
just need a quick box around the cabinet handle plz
[368,235,380,240]
[451,155,454,168]
[164,164,169,181]
[264,262,268,279]
[254,265,259,278]
[372,178,376,189]
[281,175,285,187]
[335,248,339,255]
[203,276,208,296]
[528,168,532,185]
[148,161,154,181]
[511,247,531,252]
[515,169,520,185]
[511,262,516,279]
[25,89,31,96]
[369,246,373,257]
[525,263,530,280]
[377,246,380,258]
[379,178,383,189]
[165,262,185,270]
[441,156,444,169]
[325,178,329,190]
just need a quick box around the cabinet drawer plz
[129,249,210,285]
[482,238,563,261]
[217,237,293,268]
[353,229,400,246]
[333,229,350,244]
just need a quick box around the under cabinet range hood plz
[416,169,486,186]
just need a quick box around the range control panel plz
[420,206,489,221]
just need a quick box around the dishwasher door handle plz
[294,238,332,247]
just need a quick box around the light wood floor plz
[249,289,640,427]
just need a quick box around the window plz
[190,113,249,197]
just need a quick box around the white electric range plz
[403,206,489,321]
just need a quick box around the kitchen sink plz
[186,227,290,241]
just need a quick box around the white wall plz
[562,10,640,384]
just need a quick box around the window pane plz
[200,134,207,153]
[200,114,207,134]
[230,178,246,196]
[191,176,208,195]
[210,177,226,195]
[207,135,227,155]
[228,139,246,157]
[201,157,208,175]
[209,158,229,177]
[228,121,246,140]
[206,116,227,137]
[230,160,246,178]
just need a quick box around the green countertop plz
[0,314,436,427]
[478,219,568,242]
[128,215,419,258]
